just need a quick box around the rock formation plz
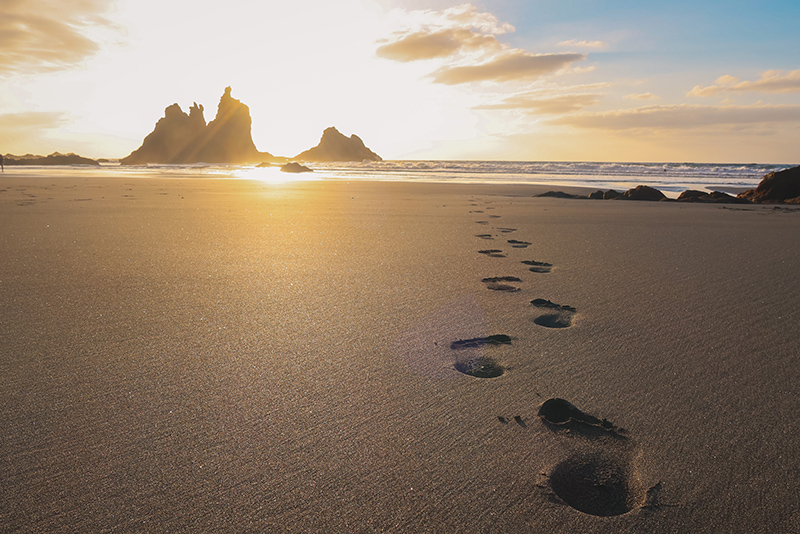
[3,152,99,165]
[121,87,272,165]
[677,190,747,203]
[737,165,800,203]
[280,162,313,173]
[588,189,624,199]
[621,185,666,201]
[294,127,381,162]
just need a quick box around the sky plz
[1,0,799,162]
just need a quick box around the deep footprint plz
[478,249,506,258]
[475,234,495,240]
[538,398,614,431]
[531,299,576,328]
[522,260,553,273]
[549,453,644,517]
[482,276,522,292]
[508,239,532,248]
[454,356,505,378]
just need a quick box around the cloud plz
[0,0,117,74]
[557,39,608,50]
[378,4,586,85]
[477,93,600,114]
[432,50,586,84]
[0,111,69,129]
[625,92,659,100]
[376,28,501,62]
[554,104,800,130]
[688,69,800,96]
[0,111,71,152]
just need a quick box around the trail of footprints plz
[451,197,658,517]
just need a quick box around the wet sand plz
[2,174,800,532]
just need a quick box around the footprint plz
[549,453,645,516]
[450,335,511,378]
[488,215,501,219]
[476,221,490,225]
[454,356,505,378]
[475,234,494,240]
[470,210,485,213]
[531,299,576,328]
[522,260,553,273]
[498,227,517,233]
[482,276,522,292]
[538,398,615,431]
[536,398,652,517]
[508,239,532,248]
[478,249,506,258]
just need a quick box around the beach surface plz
[2,174,799,532]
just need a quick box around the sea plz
[6,160,793,198]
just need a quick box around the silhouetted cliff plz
[3,152,99,165]
[121,87,271,165]
[294,127,381,162]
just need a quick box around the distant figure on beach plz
[1,153,4,172]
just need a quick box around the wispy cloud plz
[476,92,600,114]
[688,69,800,96]
[432,51,586,85]
[554,104,800,130]
[0,0,118,75]
[378,3,586,85]
[0,111,69,129]
[0,111,70,152]
[557,39,608,50]
[376,28,501,62]
[625,92,659,100]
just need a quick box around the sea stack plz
[294,127,381,162]
[121,87,272,165]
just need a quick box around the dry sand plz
[1,174,799,532]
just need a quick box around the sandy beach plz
[2,174,799,532]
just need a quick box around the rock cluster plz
[121,87,271,165]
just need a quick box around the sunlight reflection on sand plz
[230,166,322,184]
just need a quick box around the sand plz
[1,174,799,532]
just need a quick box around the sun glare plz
[230,166,322,185]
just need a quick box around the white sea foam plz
[6,160,794,195]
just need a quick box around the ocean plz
[5,160,793,197]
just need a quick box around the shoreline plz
[3,159,789,198]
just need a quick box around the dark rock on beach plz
[280,162,313,173]
[737,165,800,204]
[621,185,666,201]
[294,127,382,162]
[589,189,623,200]
[677,190,748,204]
[535,191,586,199]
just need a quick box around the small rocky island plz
[293,127,382,162]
